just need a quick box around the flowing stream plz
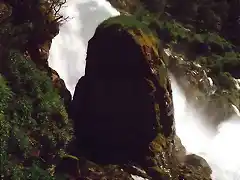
[47,0,240,179]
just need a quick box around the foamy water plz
[47,0,240,179]
[48,0,119,94]
[171,76,240,180]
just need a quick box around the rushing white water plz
[48,0,120,94]
[171,76,240,180]
[47,0,240,179]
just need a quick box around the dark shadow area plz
[70,26,160,165]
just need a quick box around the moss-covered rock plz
[71,15,174,163]
[70,15,212,180]
[0,1,74,179]
[0,50,73,179]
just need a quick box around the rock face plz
[184,154,212,175]
[70,15,212,179]
[71,15,174,165]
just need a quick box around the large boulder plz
[70,15,212,179]
[70,15,175,165]
[184,154,212,176]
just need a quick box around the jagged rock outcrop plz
[70,15,212,179]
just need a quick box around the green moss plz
[100,15,153,35]
[100,15,169,92]
[100,15,161,55]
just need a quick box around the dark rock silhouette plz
[71,16,174,165]
[70,15,212,179]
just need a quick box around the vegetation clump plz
[0,50,73,179]
[0,1,74,179]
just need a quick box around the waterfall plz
[171,76,240,180]
[47,0,240,179]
